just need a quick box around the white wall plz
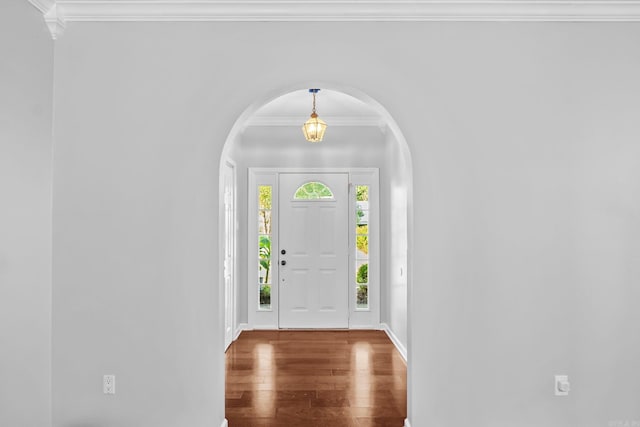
[51,25,224,427]
[413,23,640,427]
[49,21,640,427]
[0,1,53,426]
[381,128,409,354]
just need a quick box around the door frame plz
[222,160,237,350]
[248,167,380,330]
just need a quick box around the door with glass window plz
[278,173,349,328]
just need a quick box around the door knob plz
[281,260,287,266]
[281,249,286,255]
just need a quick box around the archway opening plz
[219,84,414,426]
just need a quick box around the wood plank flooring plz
[225,330,406,427]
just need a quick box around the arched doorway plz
[219,83,414,427]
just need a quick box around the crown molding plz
[28,0,65,39]
[28,0,55,14]
[29,1,640,39]
[45,5,66,39]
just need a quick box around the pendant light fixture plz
[302,88,327,142]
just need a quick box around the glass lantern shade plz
[302,113,327,142]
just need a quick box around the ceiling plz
[234,89,389,156]
[28,0,640,40]
[246,89,384,128]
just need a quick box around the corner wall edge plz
[380,322,407,362]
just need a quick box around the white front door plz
[278,173,349,328]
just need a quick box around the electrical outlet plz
[103,375,115,395]
[555,375,569,396]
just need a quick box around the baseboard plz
[252,324,278,330]
[221,419,228,427]
[349,324,379,330]
[233,323,249,341]
[380,323,407,362]
[404,418,411,427]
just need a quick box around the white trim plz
[220,419,228,427]
[28,1,66,39]
[29,1,640,39]
[46,1,640,22]
[251,167,378,174]
[348,324,381,330]
[28,0,56,14]
[222,160,237,352]
[252,324,278,330]
[44,6,66,40]
[404,419,411,427]
[233,323,249,342]
[248,168,380,330]
[381,322,407,363]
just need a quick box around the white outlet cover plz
[103,375,116,395]
[555,375,569,396]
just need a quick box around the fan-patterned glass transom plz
[293,182,334,200]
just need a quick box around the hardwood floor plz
[225,330,407,427]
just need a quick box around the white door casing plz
[278,173,349,328]
[247,168,379,330]
[223,161,235,349]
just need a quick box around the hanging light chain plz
[312,91,317,115]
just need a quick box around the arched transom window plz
[293,181,334,200]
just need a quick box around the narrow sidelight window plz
[355,185,369,309]
[258,185,272,310]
